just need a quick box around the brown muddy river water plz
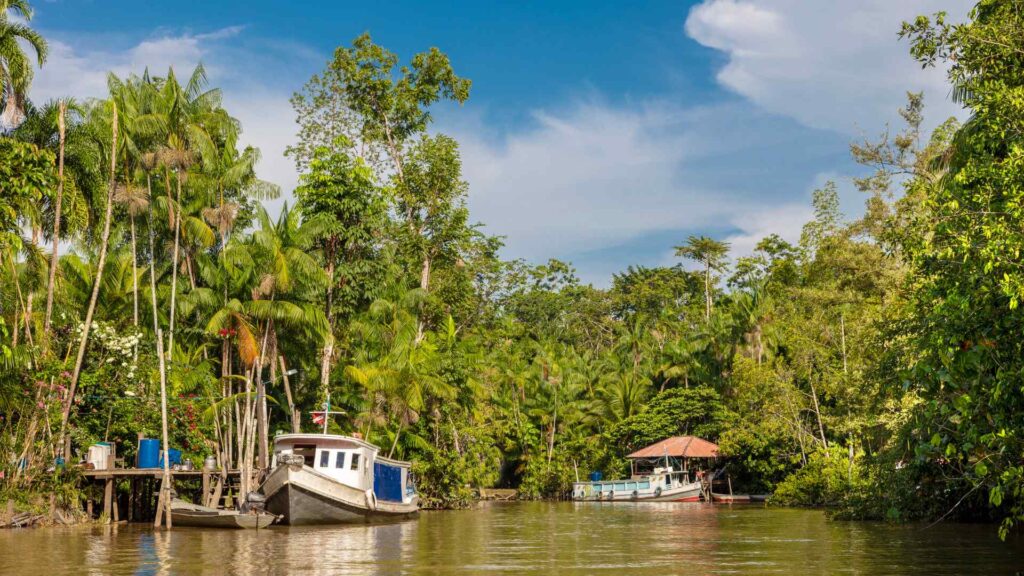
[1,502,1022,575]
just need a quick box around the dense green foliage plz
[1,0,1023,537]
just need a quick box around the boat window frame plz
[292,444,317,467]
[351,452,361,470]
[335,451,346,469]
[319,449,330,468]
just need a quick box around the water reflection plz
[0,503,1021,575]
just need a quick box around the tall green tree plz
[900,0,1024,537]
[674,235,730,322]
[0,0,47,128]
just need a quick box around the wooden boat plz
[711,492,751,503]
[261,433,419,525]
[711,492,770,503]
[170,499,278,529]
[572,467,704,502]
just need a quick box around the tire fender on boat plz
[608,491,614,501]
[365,489,377,511]
[655,487,662,498]
[631,490,638,500]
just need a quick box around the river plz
[1,502,1021,575]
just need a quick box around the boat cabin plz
[271,433,415,503]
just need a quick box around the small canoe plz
[711,492,752,504]
[170,499,278,529]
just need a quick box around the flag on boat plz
[311,411,325,425]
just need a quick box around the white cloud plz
[724,202,812,259]
[448,98,839,277]
[685,0,971,134]
[452,101,739,261]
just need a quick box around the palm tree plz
[43,100,65,332]
[155,65,225,363]
[113,183,148,328]
[247,204,327,466]
[60,99,118,457]
[0,0,47,128]
[674,235,730,322]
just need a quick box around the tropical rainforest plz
[1,0,1023,538]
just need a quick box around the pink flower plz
[61,371,71,379]
[36,401,44,409]
[35,380,46,387]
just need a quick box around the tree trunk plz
[23,226,39,343]
[167,170,183,363]
[840,312,848,374]
[145,171,165,397]
[704,262,712,322]
[44,100,66,333]
[415,254,431,343]
[809,380,828,449]
[130,216,139,329]
[319,256,335,403]
[388,422,403,459]
[280,355,299,433]
[60,103,118,458]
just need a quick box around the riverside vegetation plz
[1,0,1023,539]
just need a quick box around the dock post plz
[86,498,93,519]
[103,478,113,523]
[202,471,210,507]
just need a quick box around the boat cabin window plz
[293,444,317,467]
[664,475,671,487]
[351,453,360,470]
[335,451,346,469]
[319,450,330,468]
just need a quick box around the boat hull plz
[170,500,277,529]
[574,481,703,502]
[262,463,418,525]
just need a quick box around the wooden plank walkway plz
[82,468,240,478]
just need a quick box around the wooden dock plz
[81,467,244,524]
[478,488,517,501]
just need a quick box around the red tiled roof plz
[627,436,719,459]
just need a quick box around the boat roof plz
[376,455,412,469]
[627,436,719,459]
[273,433,379,452]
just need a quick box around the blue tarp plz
[373,461,404,502]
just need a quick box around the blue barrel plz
[589,471,603,482]
[160,448,182,467]
[137,439,160,468]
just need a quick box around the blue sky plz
[28,0,970,284]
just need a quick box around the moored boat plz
[170,499,278,529]
[572,467,703,502]
[261,433,419,525]
[710,492,751,503]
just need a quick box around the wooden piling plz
[103,478,113,523]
